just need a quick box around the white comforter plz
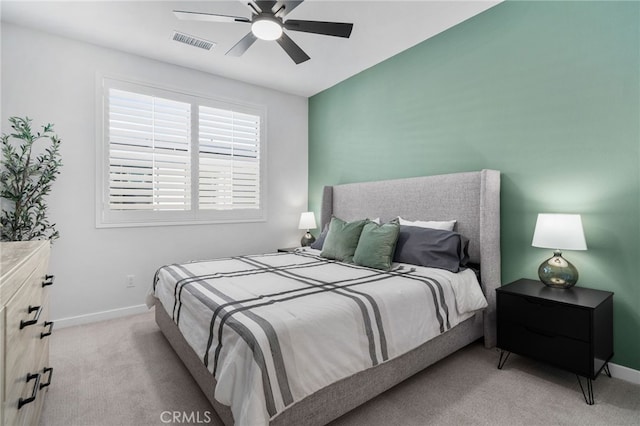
[150,249,487,425]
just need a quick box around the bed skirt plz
[154,298,483,425]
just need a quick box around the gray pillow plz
[310,224,329,250]
[353,221,400,271]
[320,217,368,263]
[393,225,469,272]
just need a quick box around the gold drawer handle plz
[19,305,42,329]
[18,373,41,409]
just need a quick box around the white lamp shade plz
[298,212,317,230]
[532,213,587,251]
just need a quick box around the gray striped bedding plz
[150,249,487,425]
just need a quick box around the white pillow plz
[398,217,456,231]
[450,269,488,314]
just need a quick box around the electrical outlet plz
[126,275,135,288]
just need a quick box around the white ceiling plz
[1,0,500,97]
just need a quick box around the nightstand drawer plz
[498,292,590,341]
[498,321,590,376]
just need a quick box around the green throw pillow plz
[353,220,401,271]
[320,217,368,263]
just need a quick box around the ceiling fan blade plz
[226,32,258,56]
[173,10,250,24]
[275,1,303,17]
[254,1,278,13]
[276,32,310,64]
[283,20,353,38]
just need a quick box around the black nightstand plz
[277,247,299,253]
[496,278,614,405]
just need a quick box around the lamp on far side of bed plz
[299,212,317,247]
[532,213,587,289]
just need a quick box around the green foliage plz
[1,117,63,241]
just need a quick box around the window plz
[97,77,266,227]
[108,89,192,212]
[198,106,261,211]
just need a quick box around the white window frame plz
[96,75,267,228]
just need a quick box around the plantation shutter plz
[198,106,261,210]
[108,89,191,211]
[99,77,266,227]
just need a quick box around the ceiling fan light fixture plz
[251,16,283,41]
[174,4,354,64]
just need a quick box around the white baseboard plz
[54,304,150,329]
[609,362,640,385]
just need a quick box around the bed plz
[150,169,501,425]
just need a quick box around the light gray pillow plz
[398,217,456,231]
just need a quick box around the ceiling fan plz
[173,0,353,64]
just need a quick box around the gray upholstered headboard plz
[319,169,501,347]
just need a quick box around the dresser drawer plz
[498,292,590,341]
[4,256,50,426]
[498,321,591,377]
[4,364,51,426]
[4,303,51,426]
[0,243,49,304]
[1,241,52,426]
[5,255,48,377]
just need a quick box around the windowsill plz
[96,216,267,229]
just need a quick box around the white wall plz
[1,23,309,324]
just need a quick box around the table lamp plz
[298,212,317,246]
[531,213,587,288]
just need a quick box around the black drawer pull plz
[42,274,55,287]
[523,296,555,307]
[18,373,41,409]
[525,326,557,338]
[41,321,54,338]
[40,367,53,389]
[20,305,43,329]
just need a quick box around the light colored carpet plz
[40,310,639,426]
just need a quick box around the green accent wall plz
[309,1,640,370]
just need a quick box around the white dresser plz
[0,241,53,426]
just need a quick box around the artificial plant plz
[1,116,62,241]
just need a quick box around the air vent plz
[172,31,215,50]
